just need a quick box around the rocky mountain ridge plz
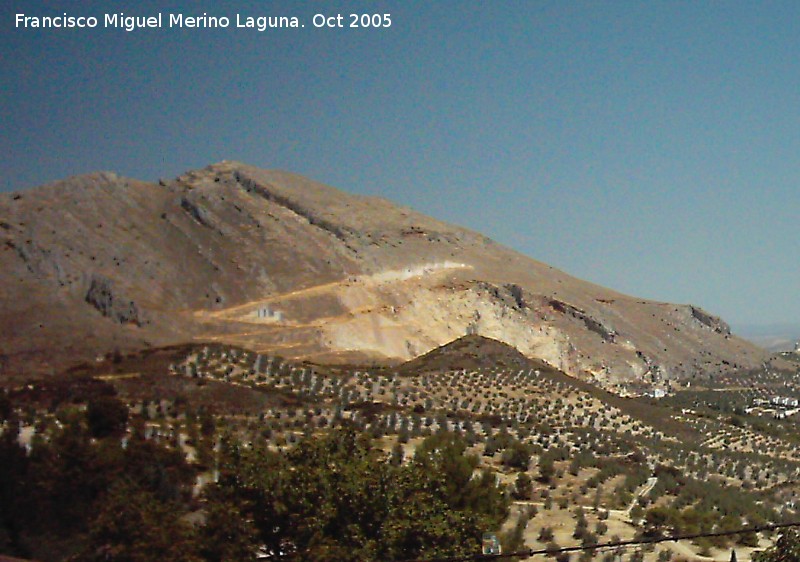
[0,161,768,384]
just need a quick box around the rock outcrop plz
[85,274,142,326]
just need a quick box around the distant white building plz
[644,387,666,399]
[254,306,283,321]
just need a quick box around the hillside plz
[397,334,553,376]
[8,335,797,561]
[0,161,768,383]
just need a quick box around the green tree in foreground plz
[86,396,129,439]
[80,480,200,562]
[197,493,259,562]
[1,412,509,562]
[0,408,195,561]
[213,428,509,561]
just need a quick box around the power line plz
[392,521,800,562]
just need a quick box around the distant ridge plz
[734,323,800,352]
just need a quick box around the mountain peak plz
[0,164,769,385]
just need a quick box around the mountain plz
[733,323,800,352]
[0,161,769,383]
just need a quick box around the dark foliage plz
[87,396,129,438]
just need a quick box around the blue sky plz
[2,1,799,329]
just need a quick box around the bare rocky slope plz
[0,161,768,384]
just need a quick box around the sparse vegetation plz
[2,340,800,561]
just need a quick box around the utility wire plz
[392,520,800,562]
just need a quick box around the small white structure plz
[254,305,283,321]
